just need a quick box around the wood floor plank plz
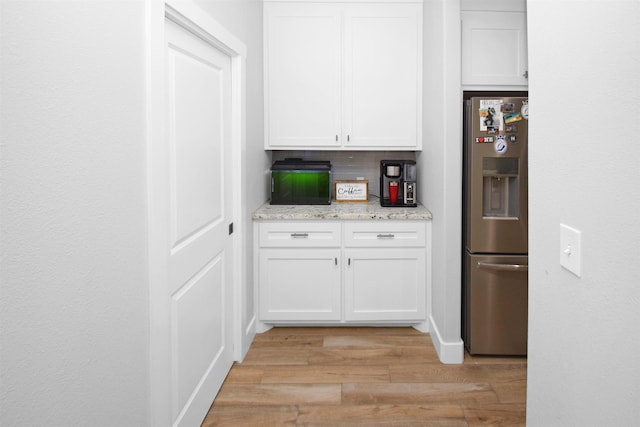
[464,353,528,365]
[296,404,467,426]
[202,405,298,427]
[223,364,264,384]
[323,335,432,349]
[463,403,526,426]
[308,346,441,366]
[214,383,342,406]
[250,334,324,348]
[241,347,310,366]
[261,365,390,383]
[389,362,527,384]
[492,379,528,404]
[342,382,498,405]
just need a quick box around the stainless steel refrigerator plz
[462,95,529,355]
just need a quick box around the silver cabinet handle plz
[477,262,528,272]
[335,257,338,266]
[290,233,309,238]
[377,234,395,239]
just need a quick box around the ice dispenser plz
[482,157,519,218]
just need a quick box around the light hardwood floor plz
[202,327,526,426]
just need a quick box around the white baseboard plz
[412,319,429,333]
[243,315,257,358]
[428,315,464,364]
[255,319,273,334]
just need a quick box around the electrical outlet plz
[560,224,582,277]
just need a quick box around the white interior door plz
[165,17,234,427]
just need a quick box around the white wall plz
[0,2,149,425]
[1,1,266,425]
[195,0,270,338]
[419,0,464,363]
[526,1,640,425]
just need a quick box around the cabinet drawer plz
[259,222,341,248]
[344,221,425,248]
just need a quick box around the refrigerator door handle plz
[477,261,528,272]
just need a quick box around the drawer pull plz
[290,233,309,238]
[335,257,338,266]
[377,233,395,239]
[477,261,528,272]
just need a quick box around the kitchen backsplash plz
[271,151,416,198]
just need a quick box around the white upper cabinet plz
[264,3,342,149]
[461,10,528,88]
[343,4,421,149]
[264,0,423,151]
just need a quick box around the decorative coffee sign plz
[334,180,368,202]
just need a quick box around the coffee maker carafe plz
[380,160,417,207]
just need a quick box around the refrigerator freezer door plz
[464,97,528,254]
[464,253,528,355]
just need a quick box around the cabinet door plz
[344,249,426,321]
[343,4,422,149]
[461,11,528,87]
[264,3,341,148]
[259,249,341,321]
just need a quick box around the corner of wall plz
[420,0,464,364]
[429,315,464,364]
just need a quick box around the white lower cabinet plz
[343,221,426,321]
[255,220,429,324]
[259,249,341,321]
[344,249,425,321]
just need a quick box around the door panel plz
[461,11,528,86]
[170,44,224,246]
[172,256,225,411]
[264,3,341,147]
[464,253,528,355]
[344,4,420,148]
[344,249,425,321]
[165,18,233,426]
[259,249,341,321]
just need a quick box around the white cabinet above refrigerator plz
[461,10,528,89]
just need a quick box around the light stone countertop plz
[252,196,432,221]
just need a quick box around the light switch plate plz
[560,224,582,277]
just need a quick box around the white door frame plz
[146,1,247,425]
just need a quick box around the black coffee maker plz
[380,160,417,207]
